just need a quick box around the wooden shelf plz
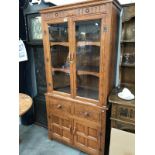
[50,41,100,47]
[77,41,100,47]
[52,67,70,73]
[121,40,135,43]
[76,66,99,77]
[77,70,99,77]
[121,63,135,67]
[50,42,69,46]
[54,86,70,94]
[76,87,98,100]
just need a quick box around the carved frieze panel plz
[42,5,107,20]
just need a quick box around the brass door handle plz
[69,52,74,64]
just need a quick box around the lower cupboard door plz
[50,114,73,144]
[73,120,101,154]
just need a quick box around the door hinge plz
[103,26,108,32]
[44,30,47,35]
[46,58,49,62]
[48,83,52,87]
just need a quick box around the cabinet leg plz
[48,131,53,140]
[98,151,104,155]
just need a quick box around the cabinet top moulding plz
[40,0,121,20]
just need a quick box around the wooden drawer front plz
[49,114,73,144]
[74,103,100,122]
[112,104,135,123]
[111,119,135,133]
[49,97,71,114]
[74,120,101,155]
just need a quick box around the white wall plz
[120,0,135,4]
[44,0,135,5]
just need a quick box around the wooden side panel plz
[107,5,120,96]
[99,3,113,106]
[109,5,119,91]
[99,4,120,107]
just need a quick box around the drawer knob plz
[57,104,62,109]
[84,112,89,117]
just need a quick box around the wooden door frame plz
[42,17,74,98]
[70,14,107,105]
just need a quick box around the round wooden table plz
[19,93,32,116]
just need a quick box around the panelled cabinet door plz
[73,120,101,155]
[49,114,73,144]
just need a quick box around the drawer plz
[49,97,71,114]
[74,103,101,122]
[111,104,135,123]
[111,119,135,133]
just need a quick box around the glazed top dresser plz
[40,0,121,155]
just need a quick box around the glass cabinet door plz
[75,19,101,100]
[48,22,71,94]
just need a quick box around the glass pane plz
[77,75,99,100]
[30,16,42,40]
[53,72,70,94]
[76,20,101,41]
[77,45,100,72]
[49,23,68,42]
[51,45,70,94]
[49,22,70,94]
[51,45,70,69]
[75,19,101,100]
